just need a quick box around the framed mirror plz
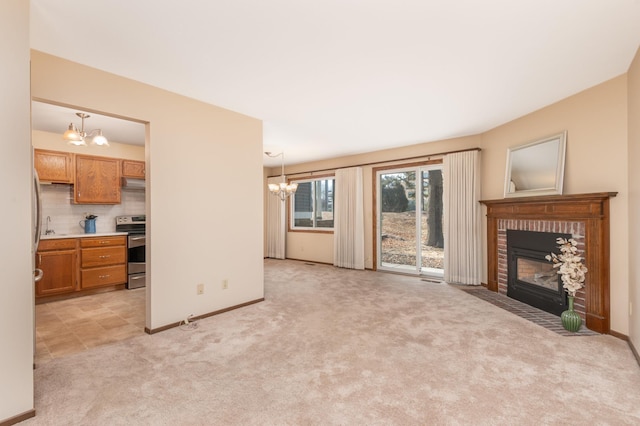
[504,131,567,197]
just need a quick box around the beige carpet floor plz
[24,259,640,425]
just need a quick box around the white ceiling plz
[29,0,640,167]
[32,102,146,146]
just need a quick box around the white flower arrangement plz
[545,237,587,297]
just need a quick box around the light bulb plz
[92,131,109,146]
[268,183,280,192]
[63,123,82,142]
[68,138,87,147]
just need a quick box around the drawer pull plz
[99,274,111,279]
[99,255,111,259]
[100,241,109,244]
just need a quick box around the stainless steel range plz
[116,215,146,289]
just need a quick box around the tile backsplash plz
[40,184,145,235]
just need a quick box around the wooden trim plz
[268,147,480,178]
[288,229,334,234]
[0,410,36,426]
[372,165,378,271]
[285,258,333,266]
[285,174,336,232]
[629,339,640,367]
[608,329,629,341]
[287,172,335,181]
[480,192,618,218]
[372,159,443,173]
[480,192,617,334]
[144,298,264,335]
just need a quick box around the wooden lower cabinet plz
[81,265,127,289]
[36,235,127,301]
[80,236,127,290]
[35,239,78,297]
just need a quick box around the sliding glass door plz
[377,165,444,277]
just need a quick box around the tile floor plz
[459,285,599,336]
[35,288,146,365]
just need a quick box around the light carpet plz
[24,259,640,425]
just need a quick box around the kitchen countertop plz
[41,232,128,240]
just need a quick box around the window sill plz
[288,229,334,234]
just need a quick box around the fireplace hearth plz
[507,230,570,316]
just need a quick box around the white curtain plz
[333,167,365,269]
[443,150,482,285]
[266,176,286,259]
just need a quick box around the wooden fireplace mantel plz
[480,192,617,334]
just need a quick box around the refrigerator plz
[33,169,43,283]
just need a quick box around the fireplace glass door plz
[507,230,570,315]
[516,258,558,291]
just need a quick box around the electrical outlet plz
[222,279,228,290]
[197,283,204,295]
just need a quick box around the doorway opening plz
[31,100,149,364]
[375,162,444,278]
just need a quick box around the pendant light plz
[265,151,298,201]
[63,112,109,147]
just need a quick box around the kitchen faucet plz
[45,216,55,235]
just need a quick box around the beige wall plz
[277,136,481,267]
[482,75,629,334]
[278,76,631,335]
[628,46,640,351]
[32,129,145,160]
[31,51,264,330]
[0,0,34,422]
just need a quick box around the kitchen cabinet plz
[35,238,78,297]
[34,149,74,183]
[79,236,127,289]
[122,160,145,178]
[74,155,121,204]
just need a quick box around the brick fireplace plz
[481,193,616,334]
[503,224,582,316]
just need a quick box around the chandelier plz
[63,112,109,147]
[265,151,298,201]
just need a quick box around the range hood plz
[121,177,145,190]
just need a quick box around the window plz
[291,177,334,230]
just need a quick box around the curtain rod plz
[266,147,481,178]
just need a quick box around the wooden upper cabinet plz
[34,149,74,183]
[74,155,121,204]
[122,160,145,178]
